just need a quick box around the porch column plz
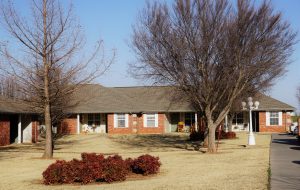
[225,115,228,132]
[77,114,80,134]
[18,114,21,144]
[195,113,198,131]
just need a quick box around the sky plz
[2,0,300,112]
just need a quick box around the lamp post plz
[242,97,259,145]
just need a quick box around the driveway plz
[271,133,300,190]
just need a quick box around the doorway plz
[9,115,18,144]
[170,113,180,132]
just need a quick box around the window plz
[144,113,158,127]
[184,113,195,127]
[266,112,282,126]
[269,112,279,125]
[117,114,125,128]
[114,114,128,128]
[232,112,243,124]
[88,114,100,127]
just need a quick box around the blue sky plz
[3,0,300,111]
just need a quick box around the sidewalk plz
[270,133,300,190]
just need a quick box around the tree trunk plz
[43,104,53,158]
[42,0,53,159]
[207,124,217,153]
[203,127,208,147]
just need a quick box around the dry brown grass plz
[0,132,271,190]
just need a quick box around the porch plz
[75,113,107,134]
[228,111,259,132]
[0,114,38,146]
[165,112,199,133]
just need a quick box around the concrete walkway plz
[271,133,300,190]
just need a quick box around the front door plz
[170,113,180,132]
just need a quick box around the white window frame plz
[143,113,158,127]
[266,111,282,126]
[114,113,129,128]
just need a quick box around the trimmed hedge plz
[42,153,161,185]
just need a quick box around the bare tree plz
[131,0,296,152]
[0,75,22,99]
[0,0,112,158]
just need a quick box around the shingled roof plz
[0,96,32,114]
[69,84,194,113]
[253,93,295,111]
[69,84,294,113]
[0,84,294,114]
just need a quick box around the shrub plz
[42,160,67,185]
[189,130,205,141]
[224,131,236,139]
[102,155,129,183]
[131,154,161,175]
[81,152,105,162]
[42,153,162,185]
[81,152,105,181]
[125,157,134,172]
[216,131,236,139]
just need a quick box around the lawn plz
[0,133,271,190]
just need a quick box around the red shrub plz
[81,152,104,162]
[224,131,236,139]
[42,160,67,185]
[102,155,129,183]
[81,153,105,181]
[124,157,134,173]
[70,159,96,184]
[131,154,161,175]
[42,153,162,185]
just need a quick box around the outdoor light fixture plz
[242,97,259,145]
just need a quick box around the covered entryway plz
[21,115,32,143]
[9,115,18,143]
[170,113,180,132]
[79,113,107,133]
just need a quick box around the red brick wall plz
[0,115,10,146]
[59,115,77,134]
[259,111,287,133]
[107,113,165,134]
[31,120,39,143]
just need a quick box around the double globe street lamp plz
[242,97,259,145]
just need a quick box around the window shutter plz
[279,112,282,126]
[266,112,270,126]
[155,114,158,127]
[143,114,147,127]
[114,114,117,128]
[125,114,129,128]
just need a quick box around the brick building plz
[59,84,295,135]
[0,84,295,146]
[0,96,39,146]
